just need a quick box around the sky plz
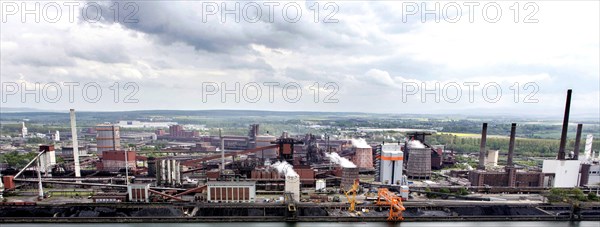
[0,1,599,118]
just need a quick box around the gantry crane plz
[376,188,405,221]
[344,179,359,212]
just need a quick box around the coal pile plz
[0,207,59,217]
[299,207,328,216]
[450,205,547,216]
[133,207,183,217]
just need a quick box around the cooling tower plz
[340,167,359,191]
[406,147,431,179]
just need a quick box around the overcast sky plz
[1,1,598,117]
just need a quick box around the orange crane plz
[376,188,405,221]
[344,179,359,212]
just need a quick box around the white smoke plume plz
[408,140,426,148]
[271,161,298,177]
[352,138,371,149]
[325,152,357,168]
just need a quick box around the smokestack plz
[558,89,572,160]
[573,124,583,160]
[219,128,224,171]
[478,123,488,170]
[507,123,516,167]
[69,109,81,178]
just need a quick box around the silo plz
[380,144,403,185]
[255,135,277,159]
[285,174,300,202]
[96,124,120,155]
[315,179,326,191]
[340,167,359,191]
[147,157,156,177]
[406,147,431,179]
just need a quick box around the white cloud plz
[0,1,597,117]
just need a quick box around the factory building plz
[38,145,56,176]
[431,145,443,170]
[542,160,582,187]
[541,91,592,188]
[60,146,88,157]
[168,125,199,138]
[91,193,127,203]
[255,135,277,159]
[469,170,544,187]
[191,142,217,152]
[207,181,256,203]
[98,150,136,172]
[585,163,600,186]
[469,123,545,187]
[96,124,121,155]
[379,144,404,185]
[128,183,150,202]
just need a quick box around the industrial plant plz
[0,89,599,223]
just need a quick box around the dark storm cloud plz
[86,1,402,55]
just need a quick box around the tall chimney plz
[220,128,224,171]
[558,89,572,160]
[573,123,583,160]
[69,109,81,178]
[507,123,516,167]
[478,123,488,170]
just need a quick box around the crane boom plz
[14,150,47,179]
[344,179,359,212]
[377,188,405,221]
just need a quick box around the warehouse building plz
[207,181,256,203]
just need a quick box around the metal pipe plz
[573,124,583,160]
[558,89,572,160]
[478,123,488,170]
[507,123,516,167]
[69,109,81,178]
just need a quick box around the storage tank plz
[380,144,403,185]
[400,185,409,201]
[255,135,277,159]
[406,147,431,179]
